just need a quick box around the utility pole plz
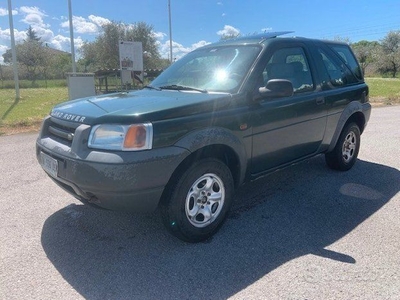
[7,0,19,100]
[68,0,76,73]
[168,0,173,64]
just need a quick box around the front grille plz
[47,118,80,146]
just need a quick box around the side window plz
[262,47,314,93]
[318,48,358,87]
[329,45,363,80]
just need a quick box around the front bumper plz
[36,117,190,212]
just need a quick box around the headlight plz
[88,123,153,151]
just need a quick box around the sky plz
[1,0,400,63]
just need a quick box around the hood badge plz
[51,110,86,123]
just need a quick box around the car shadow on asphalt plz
[41,156,400,299]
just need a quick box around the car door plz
[250,44,327,175]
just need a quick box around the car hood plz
[50,89,232,124]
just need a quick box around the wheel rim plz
[185,173,225,228]
[342,131,357,163]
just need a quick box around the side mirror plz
[258,79,294,99]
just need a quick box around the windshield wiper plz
[159,84,208,93]
[144,85,162,91]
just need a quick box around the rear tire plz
[325,122,361,171]
[161,158,234,242]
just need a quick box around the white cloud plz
[10,6,55,46]
[19,6,46,17]
[0,27,27,42]
[74,37,84,50]
[61,16,97,34]
[191,40,211,50]
[50,34,70,50]
[152,31,167,40]
[34,27,54,42]
[61,15,108,34]
[217,25,240,38]
[0,8,18,16]
[49,34,83,54]
[88,15,111,27]
[23,14,44,25]
[158,39,211,60]
[19,6,50,29]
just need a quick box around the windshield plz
[151,45,261,93]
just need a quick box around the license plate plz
[40,152,58,178]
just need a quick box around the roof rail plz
[253,31,294,41]
[228,31,294,44]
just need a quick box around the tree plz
[351,40,380,75]
[2,41,46,83]
[126,22,162,69]
[2,26,47,85]
[26,26,41,42]
[333,36,351,44]
[2,49,12,64]
[78,42,97,72]
[40,47,71,83]
[18,40,47,84]
[79,21,164,71]
[2,27,71,83]
[0,64,4,88]
[378,31,400,78]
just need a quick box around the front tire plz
[325,122,361,171]
[161,158,234,242]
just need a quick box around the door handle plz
[316,97,325,105]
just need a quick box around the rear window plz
[329,45,363,80]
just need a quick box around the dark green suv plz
[36,32,371,242]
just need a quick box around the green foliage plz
[2,49,12,64]
[79,21,165,71]
[2,27,71,84]
[351,40,380,75]
[378,30,400,78]
[26,26,41,42]
[18,40,47,84]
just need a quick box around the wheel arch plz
[160,127,248,205]
[327,102,367,152]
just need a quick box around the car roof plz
[201,31,295,48]
[199,32,348,49]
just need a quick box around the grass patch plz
[365,77,400,106]
[0,87,68,135]
[0,79,67,89]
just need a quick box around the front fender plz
[174,127,248,185]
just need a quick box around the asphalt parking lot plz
[1,106,399,300]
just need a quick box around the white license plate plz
[40,152,58,178]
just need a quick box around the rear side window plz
[317,47,359,87]
[329,45,363,80]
